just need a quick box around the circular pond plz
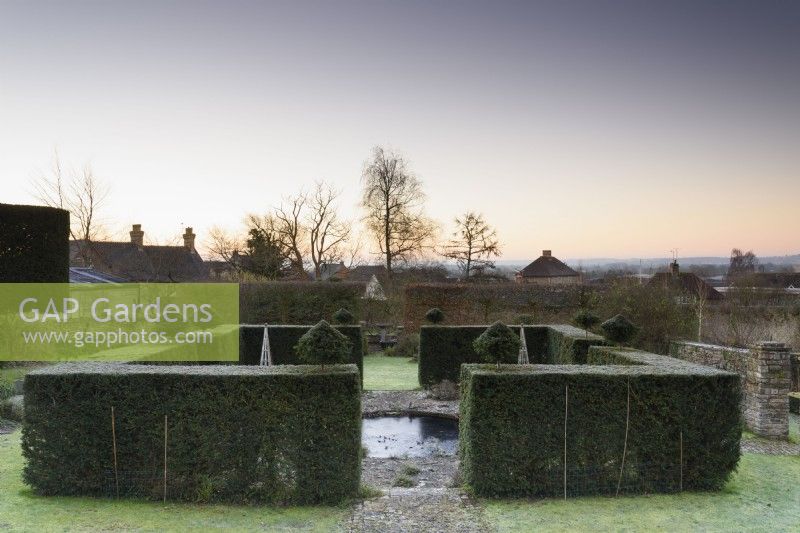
[362,415,459,458]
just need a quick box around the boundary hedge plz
[459,348,741,498]
[22,363,361,504]
[418,325,606,387]
[0,203,69,282]
[240,325,364,385]
[239,282,365,324]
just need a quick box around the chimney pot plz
[669,260,680,276]
[130,224,144,247]
[183,227,196,251]
[542,250,552,257]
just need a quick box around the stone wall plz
[670,340,791,439]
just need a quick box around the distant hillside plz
[496,255,800,271]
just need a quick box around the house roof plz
[70,240,209,282]
[648,272,723,301]
[518,253,579,278]
[68,267,128,283]
[346,265,389,282]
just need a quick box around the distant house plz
[70,224,209,282]
[743,272,800,291]
[318,262,348,281]
[648,261,723,302]
[515,250,581,285]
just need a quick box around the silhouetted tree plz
[441,212,501,279]
[361,146,437,278]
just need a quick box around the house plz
[70,224,209,282]
[648,261,723,302]
[515,250,581,285]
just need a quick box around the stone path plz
[345,488,490,533]
[351,390,483,532]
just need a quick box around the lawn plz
[0,431,346,532]
[483,453,800,532]
[362,354,419,390]
[0,365,46,401]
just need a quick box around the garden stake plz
[163,414,168,503]
[679,430,683,492]
[616,379,631,497]
[564,383,568,500]
[111,406,119,499]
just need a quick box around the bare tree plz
[268,194,308,277]
[728,248,758,283]
[206,226,244,268]
[441,211,501,279]
[307,181,351,280]
[33,152,109,262]
[360,146,437,278]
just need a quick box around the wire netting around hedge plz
[459,347,742,498]
[21,363,362,504]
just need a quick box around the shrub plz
[22,363,361,504]
[573,309,600,334]
[601,314,638,345]
[239,325,364,384]
[0,203,69,282]
[295,321,353,368]
[515,314,535,324]
[473,321,520,368]
[425,308,445,324]
[332,308,355,325]
[459,347,741,498]
[386,333,419,358]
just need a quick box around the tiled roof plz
[70,240,209,282]
[649,272,723,300]
[518,255,579,278]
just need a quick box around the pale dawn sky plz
[1,0,798,261]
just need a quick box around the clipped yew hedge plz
[239,325,363,384]
[22,363,361,504]
[0,203,69,282]
[418,325,605,387]
[459,347,741,498]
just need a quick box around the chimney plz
[130,224,144,247]
[542,250,552,257]
[183,227,196,251]
[669,260,680,276]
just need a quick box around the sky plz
[1,0,798,261]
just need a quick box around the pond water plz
[362,415,459,458]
